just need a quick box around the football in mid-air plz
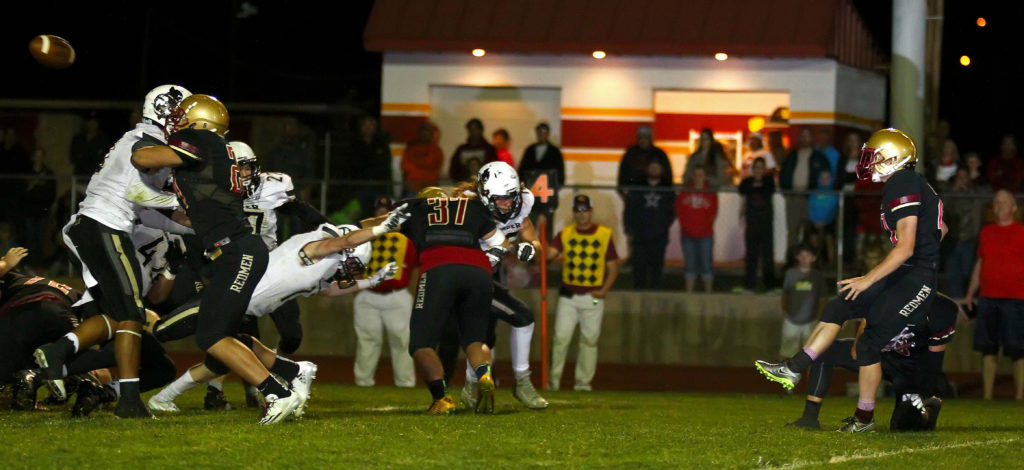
[29,34,75,69]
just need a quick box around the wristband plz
[372,225,387,237]
[161,268,176,280]
[356,279,372,290]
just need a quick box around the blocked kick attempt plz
[755,128,946,432]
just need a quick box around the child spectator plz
[676,166,718,292]
[807,169,837,265]
[738,157,777,292]
[779,244,825,357]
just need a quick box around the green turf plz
[1,385,1022,468]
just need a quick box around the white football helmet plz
[228,141,261,198]
[333,225,372,286]
[476,161,522,222]
[142,84,191,132]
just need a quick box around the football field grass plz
[1,385,1023,468]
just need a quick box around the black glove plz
[516,242,536,262]
[164,238,186,275]
[486,247,508,268]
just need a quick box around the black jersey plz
[881,293,957,357]
[400,197,496,272]
[880,169,943,268]
[0,272,80,309]
[165,128,251,247]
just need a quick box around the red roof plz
[365,0,884,69]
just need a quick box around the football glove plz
[372,203,411,237]
[163,238,186,275]
[486,247,508,268]
[516,242,536,262]
[368,262,399,288]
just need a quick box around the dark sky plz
[0,0,1019,156]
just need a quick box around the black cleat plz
[837,416,876,433]
[33,340,73,401]
[11,369,45,411]
[924,397,942,430]
[114,397,154,419]
[204,387,232,411]
[72,376,117,418]
[786,416,821,429]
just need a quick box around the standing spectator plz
[346,115,393,215]
[814,127,840,176]
[676,166,718,293]
[986,134,1023,193]
[965,189,1024,401]
[547,195,619,391]
[964,151,987,188]
[930,139,960,190]
[779,244,825,357]
[779,127,830,248]
[624,161,675,289]
[519,122,565,241]
[617,126,671,196]
[943,167,983,299]
[738,157,777,292]
[684,128,734,188]
[740,133,776,179]
[69,113,109,176]
[492,129,515,167]
[449,118,497,182]
[767,131,788,176]
[353,197,418,388]
[807,170,838,265]
[267,117,315,200]
[400,121,443,196]
[835,131,863,266]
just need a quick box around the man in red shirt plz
[985,135,1024,193]
[966,189,1024,400]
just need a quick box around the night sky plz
[0,0,1019,157]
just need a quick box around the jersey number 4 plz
[427,198,468,226]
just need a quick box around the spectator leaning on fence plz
[676,166,718,293]
[779,127,830,248]
[965,189,1024,401]
[942,167,983,299]
[617,125,672,196]
[547,195,619,392]
[624,160,675,290]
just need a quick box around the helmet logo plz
[153,87,184,120]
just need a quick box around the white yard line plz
[765,437,1020,469]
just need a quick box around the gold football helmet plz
[167,94,229,137]
[416,186,449,198]
[857,128,916,182]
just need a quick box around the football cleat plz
[786,416,821,430]
[72,379,117,418]
[924,397,942,431]
[33,342,71,401]
[258,392,301,425]
[513,375,549,410]
[10,369,45,411]
[204,387,232,411]
[754,359,801,390]
[475,372,496,414]
[290,361,318,418]
[147,395,181,413]
[427,396,457,415]
[461,380,478,410]
[837,416,876,433]
[114,396,155,419]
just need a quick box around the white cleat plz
[147,395,181,413]
[258,392,302,425]
[290,361,317,418]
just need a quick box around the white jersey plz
[130,225,168,296]
[76,122,179,233]
[244,172,294,250]
[479,189,534,249]
[247,223,346,317]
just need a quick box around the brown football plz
[29,35,75,69]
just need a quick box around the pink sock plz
[857,400,875,411]
[803,347,818,361]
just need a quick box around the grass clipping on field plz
[1,386,1023,468]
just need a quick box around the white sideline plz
[766,437,1020,469]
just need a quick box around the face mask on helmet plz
[229,141,261,198]
[476,162,522,221]
[856,128,917,183]
[331,226,372,287]
[165,94,230,138]
[143,85,192,134]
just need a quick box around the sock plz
[110,381,121,398]
[787,348,817,373]
[63,333,80,354]
[208,380,223,392]
[119,378,141,400]
[511,324,534,379]
[428,379,446,400]
[270,356,300,382]
[155,371,200,401]
[475,364,491,380]
[802,400,822,420]
[465,359,477,383]
[257,375,290,399]
[855,400,875,423]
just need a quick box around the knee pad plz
[204,354,230,376]
[855,339,881,367]
[236,333,255,350]
[820,298,850,325]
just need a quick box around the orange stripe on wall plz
[561,107,654,118]
[563,151,623,162]
[382,103,431,114]
[789,111,881,128]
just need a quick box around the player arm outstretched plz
[131,145,185,170]
[838,215,917,300]
[303,204,411,263]
[321,262,399,297]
